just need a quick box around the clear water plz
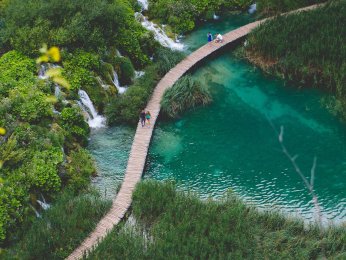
[88,13,346,224]
[182,13,254,53]
[88,126,135,198]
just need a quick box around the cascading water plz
[37,194,51,210]
[135,70,145,79]
[137,0,148,11]
[112,69,127,94]
[96,76,109,90]
[38,64,49,80]
[248,3,257,14]
[78,89,106,129]
[213,13,220,20]
[134,12,184,51]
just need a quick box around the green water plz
[89,14,346,223]
[88,126,134,198]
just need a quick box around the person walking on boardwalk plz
[207,32,213,46]
[140,109,146,127]
[145,111,151,126]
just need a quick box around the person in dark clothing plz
[140,110,146,127]
[207,32,213,46]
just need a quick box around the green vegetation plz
[0,0,158,245]
[106,48,185,125]
[257,0,327,16]
[3,188,111,260]
[0,0,155,67]
[88,180,346,259]
[245,0,346,118]
[161,75,212,118]
[0,49,99,244]
[147,0,252,33]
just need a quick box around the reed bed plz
[88,180,346,259]
[246,0,346,117]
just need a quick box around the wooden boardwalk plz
[67,4,322,259]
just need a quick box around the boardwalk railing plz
[67,4,323,259]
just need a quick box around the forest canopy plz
[0,0,155,67]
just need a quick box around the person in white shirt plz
[216,33,223,43]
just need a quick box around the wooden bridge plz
[67,4,322,259]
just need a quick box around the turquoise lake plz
[89,13,346,224]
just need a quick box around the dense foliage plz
[0,50,98,244]
[89,181,346,259]
[161,75,212,118]
[0,0,178,246]
[0,0,155,67]
[246,1,346,118]
[106,48,185,125]
[257,0,327,16]
[3,189,110,259]
[147,0,252,33]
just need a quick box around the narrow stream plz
[88,13,346,224]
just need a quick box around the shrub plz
[60,107,90,146]
[66,148,96,191]
[154,47,185,76]
[161,75,212,118]
[113,56,135,86]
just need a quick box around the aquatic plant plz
[246,0,346,118]
[161,75,212,118]
[88,180,346,259]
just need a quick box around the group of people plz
[140,110,151,127]
[207,32,223,44]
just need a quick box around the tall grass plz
[88,180,346,259]
[161,75,212,118]
[257,0,327,16]
[3,189,111,260]
[246,0,346,118]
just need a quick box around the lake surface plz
[89,13,346,224]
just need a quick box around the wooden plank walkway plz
[67,4,322,259]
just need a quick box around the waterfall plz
[112,69,127,94]
[116,49,123,57]
[248,3,257,14]
[135,70,145,79]
[135,12,184,51]
[54,85,61,98]
[137,0,148,11]
[37,194,51,210]
[78,89,106,129]
[96,76,109,90]
[213,13,220,20]
[30,205,41,218]
[38,64,49,79]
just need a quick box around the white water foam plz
[112,69,127,94]
[137,0,148,10]
[135,70,145,79]
[248,3,257,14]
[135,12,184,51]
[213,13,220,20]
[78,89,106,129]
